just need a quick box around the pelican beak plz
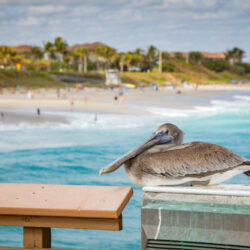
[99,133,172,176]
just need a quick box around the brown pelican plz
[99,123,250,187]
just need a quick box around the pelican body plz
[99,123,250,187]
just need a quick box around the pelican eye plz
[156,130,169,138]
[156,131,163,138]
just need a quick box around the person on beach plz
[118,88,124,104]
[94,114,98,122]
[119,89,124,97]
[70,99,74,110]
[119,95,125,105]
[56,88,60,99]
[84,96,88,105]
[27,90,32,99]
[0,112,4,122]
[37,108,40,117]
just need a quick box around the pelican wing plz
[137,142,247,178]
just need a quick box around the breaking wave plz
[0,94,249,132]
[145,94,250,119]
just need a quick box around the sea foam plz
[145,94,250,119]
[0,94,249,132]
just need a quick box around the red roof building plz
[168,51,227,60]
[12,45,32,54]
[67,42,115,52]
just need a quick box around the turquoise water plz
[0,91,250,249]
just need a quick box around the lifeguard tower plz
[105,69,121,85]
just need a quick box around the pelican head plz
[155,123,183,146]
[99,123,183,176]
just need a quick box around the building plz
[12,45,32,54]
[168,51,227,61]
[67,42,115,53]
[200,52,227,61]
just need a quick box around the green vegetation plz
[0,70,65,89]
[189,51,203,64]
[121,62,250,85]
[226,47,245,64]
[0,37,249,88]
[203,60,229,73]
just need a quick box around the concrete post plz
[141,185,250,249]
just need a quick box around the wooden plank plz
[23,227,51,248]
[0,184,133,219]
[116,188,133,218]
[0,215,122,231]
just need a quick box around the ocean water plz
[0,90,250,249]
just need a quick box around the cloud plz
[0,0,249,60]
[70,6,101,16]
[151,0,218,10]
[18,16,43,26]
[226,0,250,11]
[28,5,65,15]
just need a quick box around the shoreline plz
[0,85,250,125]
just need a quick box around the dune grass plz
[1,63,250,89]
[0,70,66,89]
[121,62,250,86]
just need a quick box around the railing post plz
[23,227,51,248]
[141,185,250,249]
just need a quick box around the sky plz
[0,0,250,61]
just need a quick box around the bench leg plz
[23,227,51,248]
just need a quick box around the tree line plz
[0,36,249,75]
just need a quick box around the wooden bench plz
[0,183,133,249]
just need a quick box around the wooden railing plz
[0,183,133,249]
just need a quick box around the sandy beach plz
[0,84,250,125]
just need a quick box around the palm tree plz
[135,48,145,56]
[54,37,68,63]
[72,47,88,72]
[121,51,145,71]
[174,52,184,60]
[123,52,134,69]
[95,46,115,70]
[236,48,244,62]
[159,51,162,73]
[134,48,145,69]
[0,46,17,67]
[188,51,203,64]
[118,53,126,72]
[227,47,245,64]
[147,45,158,71]
[12,54,25,65]
[110,51,120,70]
[44,41,55,60]
[162,51,171,60]
[31,46,44,60]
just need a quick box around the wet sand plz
[0,84,250,125]
[0,111,68,125]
